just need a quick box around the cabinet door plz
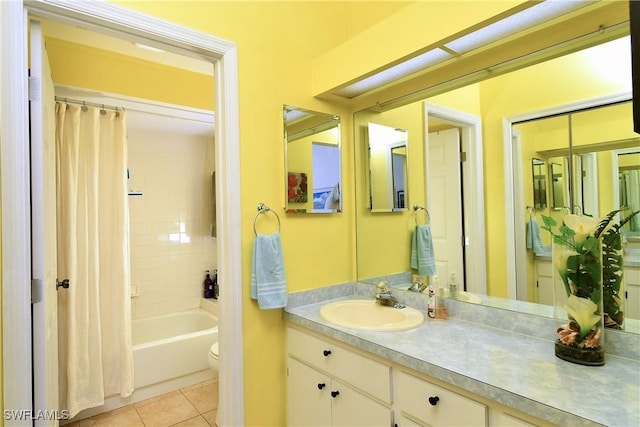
[624,267,640,320]
[287,357,331,427]
[331,379,392,427]
[395,415,423,427]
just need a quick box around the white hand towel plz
[410,225,436,276]
[251,232,287,309]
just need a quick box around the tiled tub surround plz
[285,283,640,427]
[128,126,216,319]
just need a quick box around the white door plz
[427,129,464,285]
[30,19,60,425]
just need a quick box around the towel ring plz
[253,203,281,235]
[413,204,430,225]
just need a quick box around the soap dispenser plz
[448,272,459,300]
[204,270,214,299]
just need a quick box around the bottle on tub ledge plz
[212,269,219,299]
[204,270,215,299]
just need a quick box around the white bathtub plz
[132,308,218,389]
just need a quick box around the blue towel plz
[251,232,287,309]
[410,225,436,276]
[526,217,546,256]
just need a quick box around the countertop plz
[284,288,640,427]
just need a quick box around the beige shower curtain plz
[55,102,134,417]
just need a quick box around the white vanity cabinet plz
[395,370,488,426]
[287,326,556,427]
[287,327,393,427]
[624,266,640,320]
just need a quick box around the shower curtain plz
[55,102,134,417]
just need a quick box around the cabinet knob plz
[331,391,340,398]
[428,396,440,406]
[323,350,332,357]
[317,383,326,390]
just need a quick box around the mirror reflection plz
[513,100,640,332]
[353,35,638,335]
[284,105,341,213]
[366,123,409,212]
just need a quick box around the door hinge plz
[31,278,43,304]
[460,151,467,162]
[28,76,41,101]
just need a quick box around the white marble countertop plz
[285,293,640,427]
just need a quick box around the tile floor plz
[67,380,219,427]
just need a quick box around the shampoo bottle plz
[212,269,219,299]
[204,270,214,299]
[427,275,439,318]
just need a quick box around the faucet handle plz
[376,280,390,294]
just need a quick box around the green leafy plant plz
[542,209,639,337]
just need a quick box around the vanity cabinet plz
[625,266,640,320]
[287,326,555,427]
[395,370,487,426]
[287,327,393,427]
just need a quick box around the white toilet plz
[208,342,221,426]
[208,341,219,378]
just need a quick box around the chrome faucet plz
[375,280,406,309]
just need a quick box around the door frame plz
[424,103,486,295]
[1,1,243,425]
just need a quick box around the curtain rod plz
[55,96,124,113]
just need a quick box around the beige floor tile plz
[182,382,219,414]
[201,410,218,426]
[135,390,182,409]
[78,406,143,427]
[136,392,199,427]
[180,379,216,394]
[170,415,210,426]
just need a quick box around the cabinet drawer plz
[396,371,487,426]
[624,267,640,286]
[288,327,392,404]
[536,260,553,277]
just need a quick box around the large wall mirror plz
[353,32,639,335]
[284,105,341,213]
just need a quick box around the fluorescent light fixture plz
[332,0,596,99]
[444,0,595,54]
[134,42,165,53]
[333,48,451,98]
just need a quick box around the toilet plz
[208,341,221,426]
[208,341,219,378]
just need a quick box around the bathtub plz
[132,308,218,389]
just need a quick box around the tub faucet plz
[375,281,406,309]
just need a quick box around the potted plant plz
[541,209,639,366]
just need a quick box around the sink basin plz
[319,299,424,331]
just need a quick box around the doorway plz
[424,103,486,295]
[1,1,242,425]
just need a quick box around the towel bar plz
[253,203,281,235]
[413,204,430,225]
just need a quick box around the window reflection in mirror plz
[616,150,640,234]
[366,123,409,212]
[531,158,547,209]
[284,105,341,213]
